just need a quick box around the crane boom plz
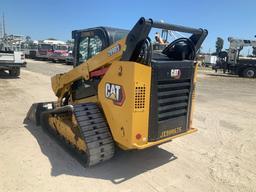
[228,37,256,63]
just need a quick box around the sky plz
[1,0,256,54]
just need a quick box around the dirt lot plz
[0,60,256,192]
[25,59,72,76]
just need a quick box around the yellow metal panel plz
[189,62,198,129]
[98,61,151,149]
[130,66,151,147]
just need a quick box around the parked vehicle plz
[36,40,66,60]
[36,43,54,60]
[213,37,256,78]
[48,45,69,63]
[26,43,38,59]
[0,50,26,77]
[65,51,73,65]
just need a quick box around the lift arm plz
[51,38,126,98]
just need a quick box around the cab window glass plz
[78,36,89,63]
[88,35,103,58]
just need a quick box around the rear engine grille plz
[157,79,190,122]
[135,86,146,110]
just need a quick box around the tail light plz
[136,133,142,140]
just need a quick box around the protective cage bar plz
[121,17,208,62]
[149,20,204,35]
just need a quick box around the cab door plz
[71,29,109,100]
[72,28,109,67]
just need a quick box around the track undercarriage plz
[27,102,115,167]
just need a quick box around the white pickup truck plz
[0,51,26,77]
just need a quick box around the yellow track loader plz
[26,17,207,166]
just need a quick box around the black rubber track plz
[40,103,115,167]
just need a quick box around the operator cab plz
[72,27,129,66]
[70,27,128,101]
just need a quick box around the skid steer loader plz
[26,17,207,166]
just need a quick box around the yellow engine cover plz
[98,61,151,149]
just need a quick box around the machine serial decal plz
[108,44,121,56]
[105,83,125,105]
[160,127,182,138]
[170,69,181,79]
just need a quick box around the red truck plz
[48,45,69,63]
[36,43,54,60]
[36,40,68,61]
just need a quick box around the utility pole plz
[3,13,6,37]
[0,17,2,38]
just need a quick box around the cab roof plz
[72,27,129,45]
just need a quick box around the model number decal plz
[108,44,121,56]
[160,127,182,138]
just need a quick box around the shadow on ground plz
[24,121,176,184]
[0,70,19,79]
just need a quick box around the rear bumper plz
[0,62,24,69]
[49,56,67,61]
[117,127,197,150]
[132,128,197,149]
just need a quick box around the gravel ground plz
[0,59,255,192]
[24,59,72,76]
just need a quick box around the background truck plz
[48,44,69,63]
[36,40,67,60]
[0,50,26,77]
[213,37,256,78]
[204,54,217,67]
